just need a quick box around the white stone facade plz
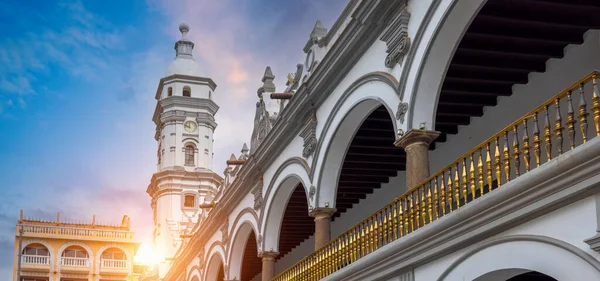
[153,1,600,281]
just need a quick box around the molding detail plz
[396,102,408,123]
[309,185,316,200]
[300,111,318,159]
[221,219,229,245]
[380,8,411,68]
[251,179,264,211]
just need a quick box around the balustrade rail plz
[20,224,133,240]
[61,257,89,267]
[101,259,128,269]
[273,72,600,281]
[21,255,50,265]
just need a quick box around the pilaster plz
[394,129,439,189]
[309,207,337,250]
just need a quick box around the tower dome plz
[165,23,206,77]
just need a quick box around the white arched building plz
[148,1,600,281]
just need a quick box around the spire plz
[262,66,276,93]
[174,23,194,59]
[310,20,328,40]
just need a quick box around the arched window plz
[22,244,50,265]
[168,87,173,97]
[183,86,191,97]
[209,90,212,99]
[185,144,195,165]
[61,246,89,267]
[101,248,127,269]
[184,194,196,208]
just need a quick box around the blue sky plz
[0,0,347,278]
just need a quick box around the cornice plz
[155,75,217,100]
[147,170,224,197]
[162,1,403,279]
[153,97,220,126]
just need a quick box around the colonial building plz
[12,211,143,281]
[149,0,600,281]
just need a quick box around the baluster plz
[409,195,414,232]
[393,199,399,240]
[447,169,454,211]
[555,99,564,155]
[414,191,420,229]
[567,90,576,150]
[495,136,502,186]
[469,154,476,201]
[544,105,552,161]
[486,143,493,192]
[382,208,388,244]
[522,120,531,172]
[503,131,510,183]
[427,185,433,223]
[462,159,468,203]
[421,188,427,226]
[513,126,520,177]
[440,173,447,216]
[454,164,461,208]
[478,149,484,197]
[579,82,589,143]
[433,177,439,220]
[404,199,410,234]
[592,74,600,136]
[398,199,404,237]
[533,112,541,167]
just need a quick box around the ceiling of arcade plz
[268,0,600,272]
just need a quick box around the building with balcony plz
[12,210,144,281]
[148,1,600,281]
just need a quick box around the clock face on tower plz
[184,121,197,133]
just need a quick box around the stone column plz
[309,207,337,250]
[260,251,278,281]
[394,129,440,189]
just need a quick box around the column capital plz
[394,129,440,149]
[258,250,279,260]
[309,207,337,220]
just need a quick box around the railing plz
[273,72,600,281]
[21,255,50,265]
[61,257,89,267]
[20,224,134,240]
[101,259,128,269]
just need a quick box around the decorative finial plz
[179,23,190,38]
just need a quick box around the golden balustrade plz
[272,71,600,281]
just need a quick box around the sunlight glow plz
[134,242,164,266]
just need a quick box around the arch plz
[183,86,192,97]
[312,72,400,208]
[438,235,600,281]
[187,266,201,281]
[204,245,226,281]
[227,210,260,280]
[95,244,133,274]
[57,241,93,259]
[260,157,312,252]
[21,239,55,267]
[406,0,486,130]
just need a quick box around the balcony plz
[100,259,129,275]
[20,225,134,241]
[273,72,600,280]
[22,255,50,265]
[61,257,89,267]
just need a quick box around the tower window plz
[184,194,195,208]
[168,87,173,97]
[185,144,195,165]
[183,86,191,97]
[209,91,212,99]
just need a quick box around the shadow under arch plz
[204,250,226,281]
[228,213,261,281]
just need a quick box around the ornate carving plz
[220,219,229,244]
[396,102,408,123]
[251,178,264,211]
[380,9,411,68]
[309,185,316,200]
[300,111,318,159]
[257,234,263,249]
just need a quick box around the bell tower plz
[146,23,223,277]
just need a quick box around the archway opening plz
[240,231,261,281]
[432,0,600,149]
[334,105,402,219]
[278,184,314,258]
[507,271,557,281]
[22,243,50,265]
[206,253,225,281]
[217,265,224,281]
